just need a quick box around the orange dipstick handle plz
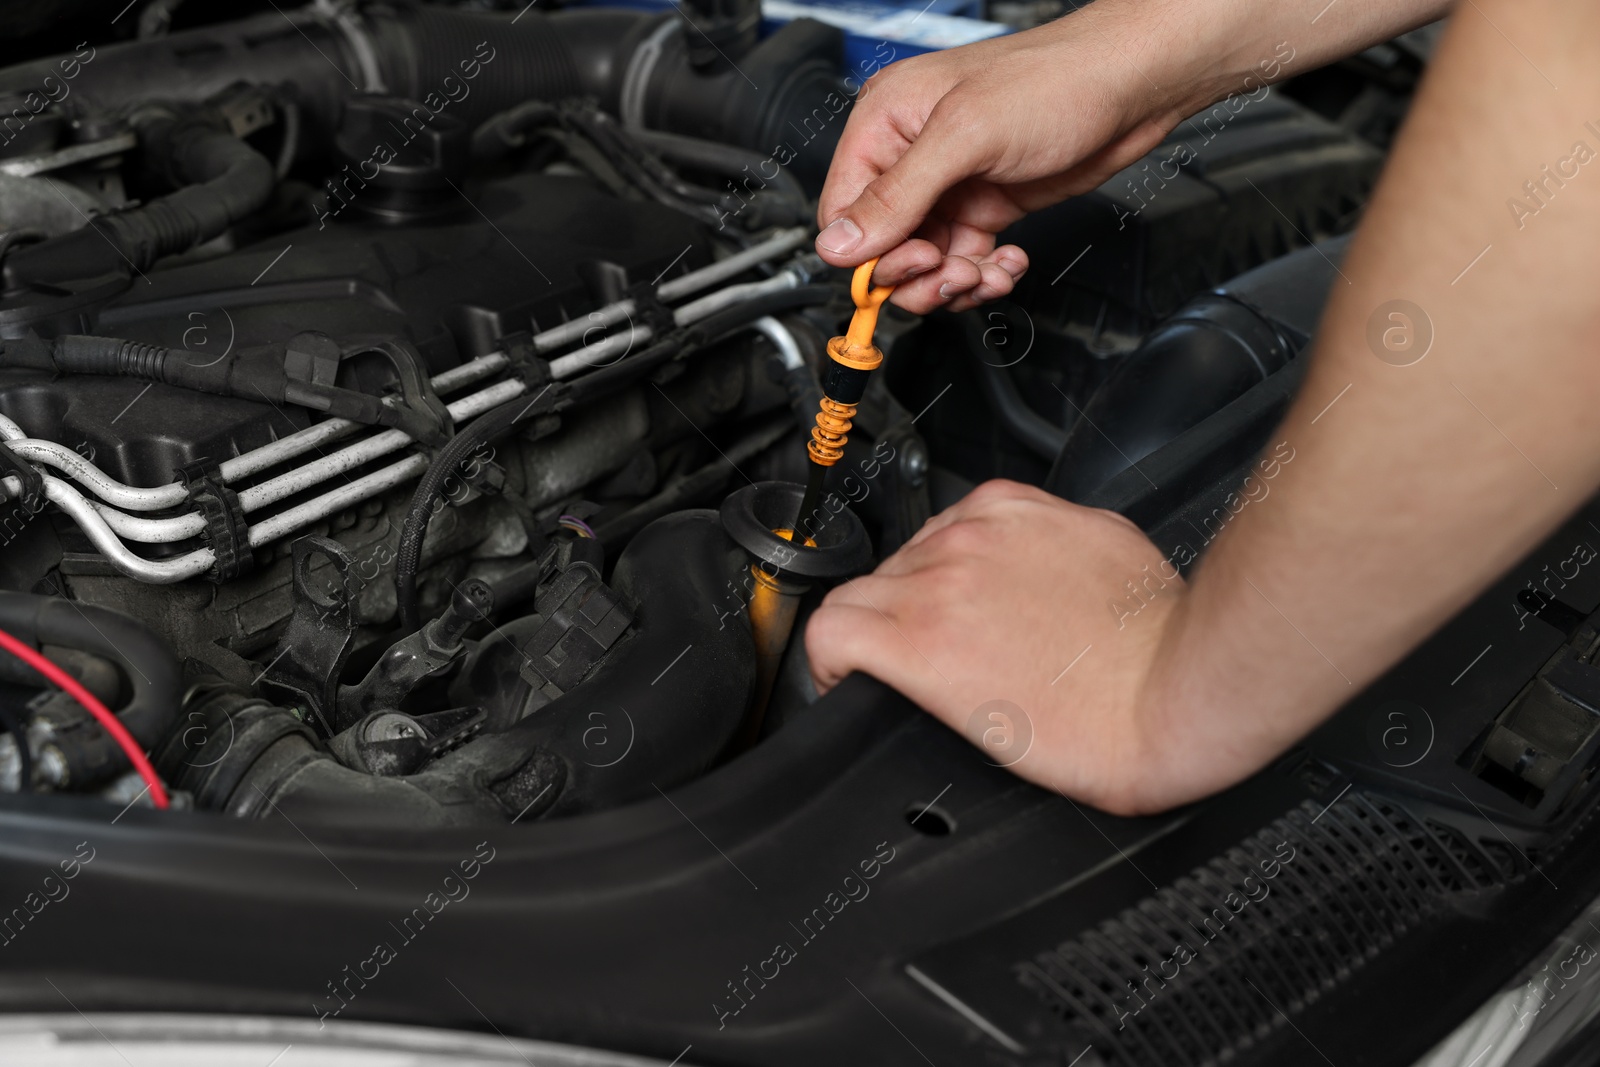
[805,259,896,470]
[842,258,895,355]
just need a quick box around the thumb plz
[815,107,981,266]
[804,592,955,711]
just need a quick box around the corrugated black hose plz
[4,109,275,289]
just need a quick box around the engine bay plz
[5,6,1600,1067]
[0,1,1391,829]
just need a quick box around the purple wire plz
[559,514,598,540]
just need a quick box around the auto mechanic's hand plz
[814,5,1197,315]
[815,0,1452,314]
[806,480,1202,815]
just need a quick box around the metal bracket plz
[258,536,359,737]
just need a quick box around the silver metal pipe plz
[752,316,805,370]
[6,238,818,579]
[0,352,512,513]
[237,379,525,515]
[531,227,807,352]
[90,501,207,543]
[656,227,808,301]
[216,350,509,484]
[42,478,214,584]
[547,325,656,380]
[672,271,802,326]
[8,437,189,512]
[532,301,637,354]
[246,454,431,548]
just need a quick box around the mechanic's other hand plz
[815,9,1188,314]
[806,480,1201,815]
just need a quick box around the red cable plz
[0,624,170,809]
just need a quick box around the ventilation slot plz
[1013,793,1510,1067]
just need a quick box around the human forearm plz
[1141,0,1600,801]
[1063,0,1453,123]
[813,0,1450,313]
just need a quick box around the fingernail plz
[817,218,862,254]
[938,282,960,299]
[906,264,935,278]
[998,255,1027,280]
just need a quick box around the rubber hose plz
[960,311,1069,461]
[0,592,181,751]
[222,510,756,827]
[5,118,274,288]
[370,3,582,131]
[50,336,173,379]
[632,128,807,201]
[470,100,560,162]
[632,127,807,223]
[1045,293,1295,502]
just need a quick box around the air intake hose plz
[163,510,756,827]
[3,109,274,289]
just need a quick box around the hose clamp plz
[311,0,387,92]
[620,17,680,131]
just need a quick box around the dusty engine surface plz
[0,0,892,826]
[10,10,1584,1067]
[0,1,1386,829]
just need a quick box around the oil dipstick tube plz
[794,258,893,539]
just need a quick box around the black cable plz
[393,395,558,634]
[471,100,560,163]
[566,285,834,405]
[630,128,808,226]
[396,283,834,630]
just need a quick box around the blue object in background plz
[565,0,1011,75]
[762,0,1008,72]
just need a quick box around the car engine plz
[0,0,1389,832]
[25,8,1597,1067]
[0,0,893,824]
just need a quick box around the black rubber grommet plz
[719,481,872,580]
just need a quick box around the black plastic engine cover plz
[0,171,705,490]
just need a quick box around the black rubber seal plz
[719,481,872,580]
